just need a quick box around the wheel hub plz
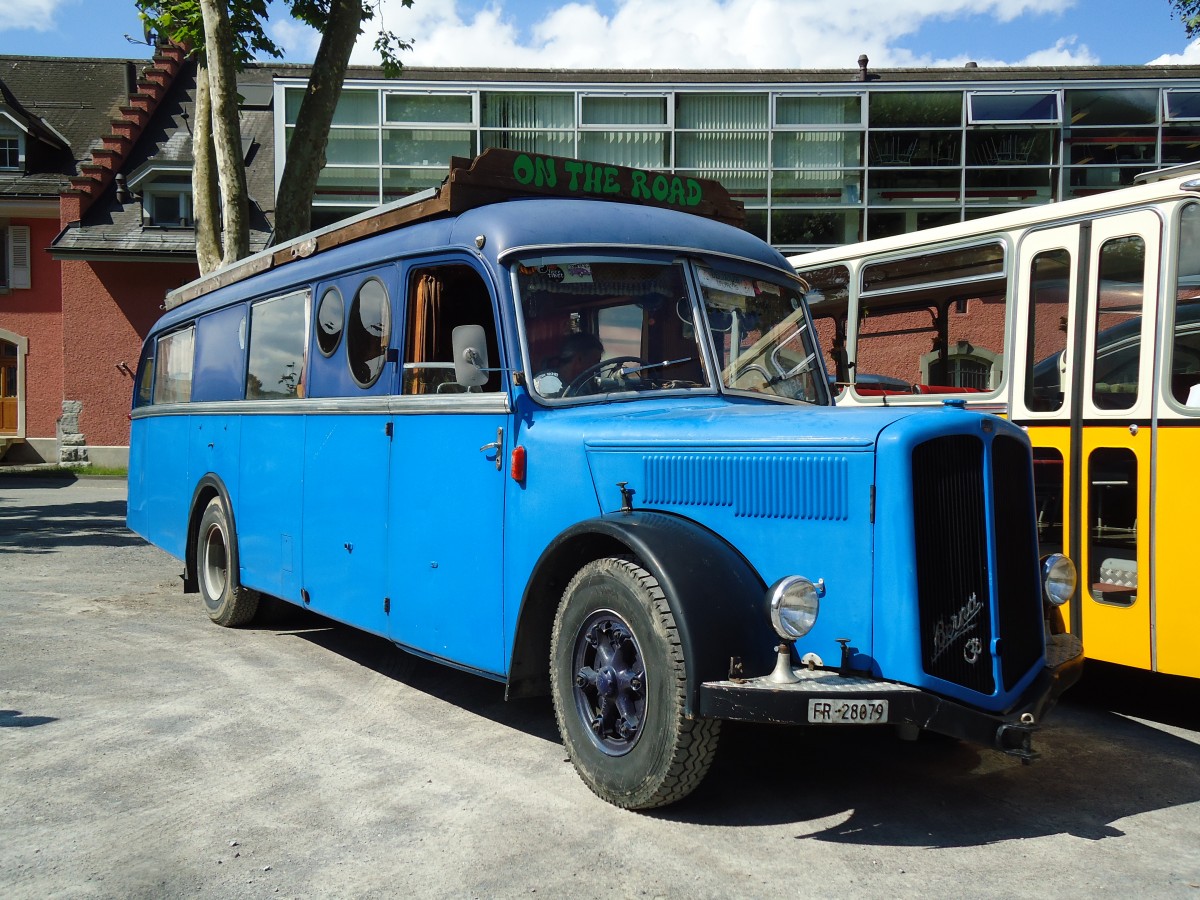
[572,612,646,755]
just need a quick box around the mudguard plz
[510,510,776,717]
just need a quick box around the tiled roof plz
[0,55,136,195]
[52,58,274,259]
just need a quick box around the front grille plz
[912,436,995,694]
[991,435,1045,690]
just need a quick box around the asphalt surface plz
[2,477,1199,899]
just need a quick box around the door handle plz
[479,427,503,470]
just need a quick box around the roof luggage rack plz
[164,149,744,310]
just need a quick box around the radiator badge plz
[931,592,984,664]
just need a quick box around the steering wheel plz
[563,356,647,397]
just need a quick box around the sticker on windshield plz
[697,268,755,296]
[755,280,781,296]
[562,263,594,284]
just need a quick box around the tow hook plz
[996,721,1039,763]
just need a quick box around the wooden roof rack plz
[164,149,744,310]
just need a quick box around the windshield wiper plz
[618,357,693,374]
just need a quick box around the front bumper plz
[697,633,1084,761]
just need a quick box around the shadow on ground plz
[249,600,1200,842]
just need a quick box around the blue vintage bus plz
[128,150,1082,809]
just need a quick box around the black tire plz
[550,557,720,809]
[196,496,259,627]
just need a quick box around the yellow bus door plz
[1011,224,1081,642]
[1076,211,1159,671]
[1149,200,1200,678]
[1014,212,1160,671]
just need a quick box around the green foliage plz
[137,0,414,71]
[1171,0,1200,38]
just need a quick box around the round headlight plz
[1041,553,1077,607]
[766,576,820,641]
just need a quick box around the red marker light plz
[510,445,527,482]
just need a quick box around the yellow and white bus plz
[791,163,1200,679]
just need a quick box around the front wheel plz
[196,496,259,627]
[550,558,720,809]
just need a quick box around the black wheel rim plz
[571,609,646,756]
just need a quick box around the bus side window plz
[1025,249,1071,413]
[247,290,309,400]
[1172,203,1200,406]
[403,265,500,395]
[133,339,155,408]
[153,326,195,405]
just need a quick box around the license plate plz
[807,699,889,724]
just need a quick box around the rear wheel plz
[196,496,259,627]
[550,557,720,809]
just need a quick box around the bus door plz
[1147,200,1200,678]
[386,261,509,676]
[1013,212,1161,670]
[301,272,397,636]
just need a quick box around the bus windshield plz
[518,259,711,400]
[696,265,827,404]
[516,258,826,404]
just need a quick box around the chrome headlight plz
[766,576,820,641]
[1041,553,1077,607]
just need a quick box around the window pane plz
[481,130,575,157]
[867,169,961,204]
[863,243,1004,293]
[581,96,667,126]
[247,292,307,400]
[383,129,475,166]
[675,131,766,168]
[866,209,961,241]
[678,93,768,128]
[1087,448,1138,605]
[1165,91,1200,121]
[325,128,380,165]
[870,92,961,127]
[382,167,453,201]
[1065,128,1156,166]
[776,95,861,126]
[773,131,862,168]
[676,168,766,202]
[314,166,379,205]
[578,131,669,168]
[316,287,344,357]
[153,327,194,405]
[1171,205,1200,406]
[771,208,861,246]
[482,92,573,128]
[965,167,1057,204]
[868,131,960,167]
[288,88,378,126]
[772,170,859,204]
[385,93,471,123]
[1161,125,1200,165]
[151,193,182,225]
[0,137,18,168]
[134,340,155,408]
[966,130,1056,166]
[1026,249,1071,413]
[1065,89,1158,126]
[1065,165,1151,199]
[1092,235,1145,410]
[969,92,1059,123]
[347,278,390,388]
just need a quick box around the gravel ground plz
[2,477,1199,899]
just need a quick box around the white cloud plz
[1148,39,1200,65]
[261,0,1096,70]
[0,0,68,32]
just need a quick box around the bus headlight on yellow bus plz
[766,576,820,641]
[1040,554,1077,607]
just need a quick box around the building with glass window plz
[270,61,1200,254]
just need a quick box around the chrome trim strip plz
[130,393,511,419]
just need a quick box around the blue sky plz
[2,0,1198,69]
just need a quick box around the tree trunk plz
[191,58,223,275]
[199,0,250,266]
[273,0,366,242]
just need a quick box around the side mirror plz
[452,324,490,387]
